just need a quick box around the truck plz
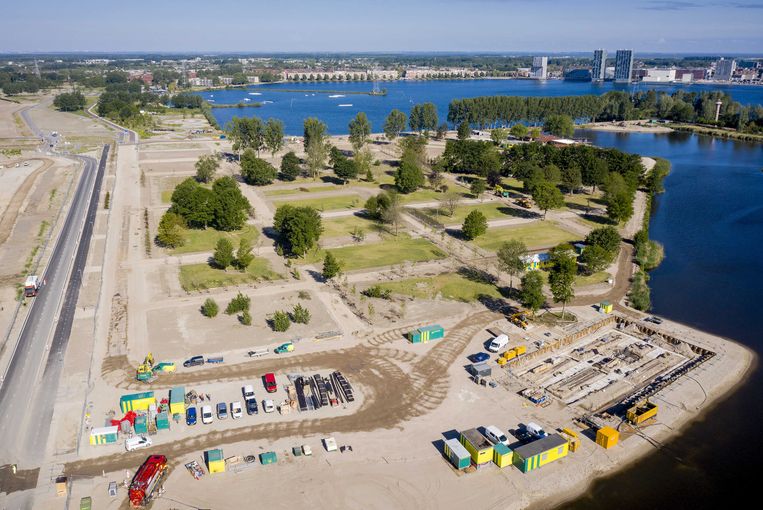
[24,275,40,297]
[128,455,168,507]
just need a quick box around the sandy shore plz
[580,121,674,133]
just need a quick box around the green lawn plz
[321,214,389,238]
[264,185,340,197]
[161,176,199,204]
[179,258,282,291]
[537,270,611,288]
[420,202,515,225]
[273,193,363,211]
[375,272,502,302]
[474,222,579,251]
[298,234,446,271]
[399,188,469,205]
[170,225,260,255]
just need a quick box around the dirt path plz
[0,158,53,246]
[570,243,634,307]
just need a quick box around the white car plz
[201,405,213,424]
[262,399,275,413]
[484,425,510,446]
[125,435,152,452]
[231,401,243,419]
[242,385,255,400]
[488,334,509,353]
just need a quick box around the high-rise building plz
[592,49,607,82]
[614,49,634,83]
[715,58,736,81]
[531,56,548,80]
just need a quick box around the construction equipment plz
[559,428,581,453]
[509,312,530,330]
[494,185,511,198]
[516,197,532,209]
[128,455,168,507]
[136,353,175,383]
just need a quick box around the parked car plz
[186,406,197,426]
[263,373,277,393]
[263,399,275,413]
[484,425,509,446]
[242,384,255,400]
[274,342,294,354]
[525,422,548,439]
[645,316,664,325]
[125,435,152,452]
[231,401,243,419]
[469,352,490,363]
[488,334,509,353]
[216,402,228,420]
[245,398,259,415]
[201,405,213,424]
[183,355,204,368]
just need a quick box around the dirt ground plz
[0,101,29,139]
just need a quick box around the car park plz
[231,401,243,419]
[183,356,204,368]
[263,373,277,393]
[125,435,152,452]
[246,398,258,415]
[216,402,228,420]
[263,399,275,413]
[201,405,213,424]
[186,406,197,426]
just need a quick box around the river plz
[198,79,763,134]
[558,130,763,509]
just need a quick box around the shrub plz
[201,298,218,318]
[271,310,291,332]
[240,310,252,325]
[291,303,311,324]
[225,292,251,314]
[462,210,488,240]
[362,285,392,299]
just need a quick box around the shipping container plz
[443,438,471,470]
[205,449,225,473]
[89,426,118,445]
[119,391,155,413]
[596,427,619,449]
[259,451,278,465]
[513,434,569,473]
[493,442,514,468]
[626,401,658,425]
[169,387,185,415]
[407,324,445,343]
[460,428,494,467]
[600,301,613,314]
[134,414,148,434]
[156,412,170,431]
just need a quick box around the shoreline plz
[579,121,674,133]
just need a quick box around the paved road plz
[0,107,108,467]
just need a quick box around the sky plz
[1,0,762,54]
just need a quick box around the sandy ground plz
[0,101,30,139]
[581,120,674,134]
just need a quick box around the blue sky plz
[1,0,762,53]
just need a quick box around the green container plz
[156,412,170,430]
[80,497,92,510]
[206,448,224,463]
[259,451,277,465]
[134,414,147,434]
[292,446,302,457]
[408,324,444,343]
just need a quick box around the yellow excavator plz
[136,353,175,383]
[510,312,530,330]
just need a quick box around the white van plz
[488,334,509,353]
[484,425,509,446]
[201,405,213,424]
[526,422,548,438]
[125,435,152,452]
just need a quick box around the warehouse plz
[513,434,569,473]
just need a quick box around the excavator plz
[136,352,175,383]
[509,312,530,330]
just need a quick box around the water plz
[198,79,763,135]
[559,130,763,509]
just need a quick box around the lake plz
[198,79,763,135]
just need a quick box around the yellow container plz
[493,443,513,468]
[460,429,494,466]
[626,401,658,425]
[600,301,613,314]
[596,427,619,449]
[515,345,527,355]
[502,350,517,360]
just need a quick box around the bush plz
[240,150,277,185]
[225,292,251,314]
[280,151,301,181]
[213,238,235,269]
[156,212,186,248]
[298,290,311,300]
[240,310,252,325]
[629,270,651,311]
[462,210,488,240]
[322,251,341,280]
[271,310,291,331]
[291,303,311,324]
[201,298,219,318]
[362,285,392,299]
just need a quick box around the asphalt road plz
[0,107,109,467]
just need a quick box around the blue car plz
[470,352,490,363]
[186,406,197,426]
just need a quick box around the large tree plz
[213,238,235,269]
[227,116,264,158]
[348,112,371,152]
[519,271,545,315]
[531,181,565,219]
[279,151,301,181]
[394,159,425,193]
[195,154,219,183]
[53,91,86,112]
[543,114,575,138]
[264,118,285,159]
[211,176,251,231]
[240,149,277,185]
[548,248,576,319]
[585,226,621,257]
[462,210,488,240]
[497,239,527,290]
[273,205,323,257]
[156,212,185,248]
[383,109,407,141]
[304,118,329,179]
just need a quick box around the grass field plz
[537,270,611,287]
[421,202,516,225]
[321,214,389,238]
[399,188,469,204]
[273,193,363,211]
[264,185,340,197]
[179,258,282,291]
[298,234,446,271]
[375,271,502,302]
[170,225,260,255]
[474,222,579,251]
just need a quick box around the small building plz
[460,428,494,467]
[626,401,658,425]
[205,449,225,473]
[596,427,619,449]
[134,414,148,434]
[89,426,119,446]
[443,438,471,470]
[467,363,492,378]
[259,451,278,465]
[119,391,155,413]
[408,324,445,343]
[169,387,185,415]
[521,253,551,271]
[156,412,170,431]
[513,433,569,473]
[493,442,514,468]
[600,301,613,314]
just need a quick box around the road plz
[0,105,109,469]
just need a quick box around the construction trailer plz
[560,428,581,453]
[259,452,278,465]
[459,428,494,468]
[134,414,148,434]
[205,449,225,474]
[120,392,156,413]
[169,387,185,415]
[600,301,614,314]
[513,434,569,473]
[443,438,471,470]
[626,401,658,425]
[596,427,619,449]
[89,426,118,446]
[407,324,445,344]
[155,412,170,431]
[492,442,514,468]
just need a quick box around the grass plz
[474,222,579,251]
[421,202,514,225]
[273,193,362,211]
[321,214,388,238]
[398,188,468,205]
[264,185,340,197]
[375,272,502,302]
[179,258,282,291]
[564,191,604,209]
[298,234,446,271]
[170,225,260,255]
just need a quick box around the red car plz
[263,373,277,393]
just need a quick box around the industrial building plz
[531,56,548,80]
[513,434,569,473]
[614,49,634,83]
[592,49,607,82]
[715,58,736,81]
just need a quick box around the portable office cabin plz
[407,324,445,344]
[493,442,513,468]
[205,449,225,473]
[596,427,619,449]
[513,434,569,473]
[89,426,118,446]
[134,414,148,434]
[459,428,494,467]
[155,411,170,431]
[119,391,155,413]
[259,451,278,465]
[443,438,471,470]
[599,301,613,314]
[169,387,185,415]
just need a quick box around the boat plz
[338,104,353,107]
[262,100,273,104]
[243,98,251,101]
[248,92,262,96]
[328,94,345,98]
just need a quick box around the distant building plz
[614,50,634,83]
[564,69,592,81]
[531,56,548,80]
[218,76,234,85]
[641,68,676,83]
[592,49,607,82]
[715,58,736,81]
[675,69,706,82]
[246,76,260,84]
[189,77,213,87]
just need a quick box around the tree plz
[497,239,527,290]
[264,118,285,159]
[394,159,425,193]
[280,151,301,181]
[410,102,438,134]
[519,271,545,315]
[213,238,235,269]
[585,226,621,257]
[457,121,471,140]
[292,303,311,324]
[235,238,254,270]
[303,117,327,151]
[383,109,407,141]
[543,114,575,137]
[322,251,341,280]
[543,164,562,184]
[228,116,264,158]
[305,133,329,179]
[429,168,445,190]
[470,179,487,199]
[548,249,576,319]
[240,150,277,185]
[333,155,358,183]
[490,128,508,145]
[531,181,565,219]
[201,298,219,318]
[606,191,634,223]
[354,147,373,182]
[561,165,582,194]
[272,311,291,332]
[510,123,528,139]
[441,191,461,217]
[380,191,403,235]
[156,212,186,248]
[462,210,488,240]
[225,292,251,314]
[579,244,610,274]
[273,205,323,256]
[53,91,86,111]
[435,122,448,140]
[348,112,371,151]
[211,177,250,231]
[195,154,219,183]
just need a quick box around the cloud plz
[639,1,702,10]
[729,1,763,7]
